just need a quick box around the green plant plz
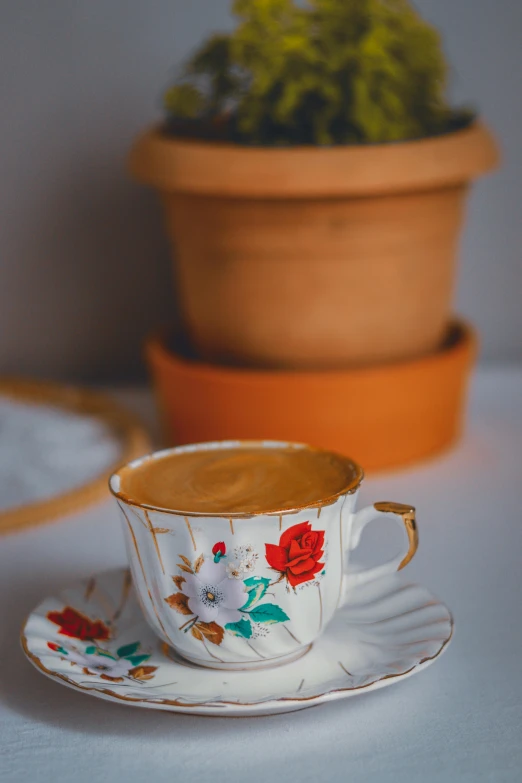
[164,0,471,146]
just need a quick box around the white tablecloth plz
[1,370,521,783]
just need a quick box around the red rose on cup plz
[265,522,325,587]
[47,607,110,641]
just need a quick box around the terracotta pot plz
[131,123,497,369]
[145,319,477,472]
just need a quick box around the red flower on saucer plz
[47,607,110,642]
[265,522,325,587]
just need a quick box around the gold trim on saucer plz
[20,620,453,713]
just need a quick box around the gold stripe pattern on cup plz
[144,509,165,574]
[118,503,173,644]
[128,504,148,530]
[184,516,197,551]
[246,641,264,659]
[200,639,225,663]
[317,583,323,632]
[283,625,302,645]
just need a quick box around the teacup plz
[109,440,417,671]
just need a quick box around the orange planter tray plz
[146,320,477,473]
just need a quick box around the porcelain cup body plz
[110,440,417,670]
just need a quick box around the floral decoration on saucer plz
[21,569,453,717]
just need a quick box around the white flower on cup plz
[231,544,259,576]
[242,558,257,575]
[226,561,245,580]
[183,559,247,624]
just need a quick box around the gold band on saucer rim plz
[20,616,453,713]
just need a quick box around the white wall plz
[0,0,520,380]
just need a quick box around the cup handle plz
[341,501,418,601]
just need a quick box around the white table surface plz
[1,368,522,783]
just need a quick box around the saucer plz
[21,569,453,717]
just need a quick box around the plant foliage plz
[164,0,471,145]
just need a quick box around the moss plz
[164,0,471,146]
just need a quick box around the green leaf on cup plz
[241,576,270,610]
[247,604,290,624]
[225,617,253,638]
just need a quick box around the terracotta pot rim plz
[146,319,476,385]
[130,122,499,197]
[142,118,484,153]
